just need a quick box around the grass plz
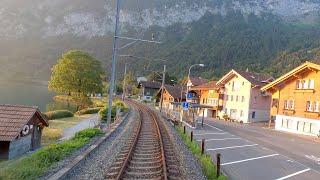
[0,128,103,180]
[176,125,227,180]
[42,114,92,145]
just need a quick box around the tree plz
[49,50,103,109]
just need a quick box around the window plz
[297,79,315,89]
[296,80,302,89]
[306,101,313,112]
[303,80,308,89]
[284,100,288,109]
[240,110,244,117]
[254,96,257,104]
[314,101,319,112]
[242,96,245,102]
[252,112,256,119]
[209,90,214,94]
[232,81,235,91]
[236,95,239,102]
[225,95,228,101]
[231,95,233,101]
[309,79,315,89]
[242,82,245,86]
[224,108,228,114]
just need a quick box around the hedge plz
[44,110,74,120]
[76,107,101,115]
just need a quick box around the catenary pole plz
[160,65,166,112]
[122,63,127,100]
[107,0,121,125]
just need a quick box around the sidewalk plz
[60,114,100,140]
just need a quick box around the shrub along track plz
[105,100,182,179]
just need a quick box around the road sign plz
[187,93,193,99]
[182,102,189,110]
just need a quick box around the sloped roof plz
[189,77,209,86]
[191,81,219,90]
[217,70,273,87]
[137,81,162,89]
[237,71,274,87]
[262,61,320,92]
[0,104,48,141]
[165,85,185,99]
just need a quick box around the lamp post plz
[187,64,205,91]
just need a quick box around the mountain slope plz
[1,0,320,81]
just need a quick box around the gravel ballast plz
[156,110,207,180]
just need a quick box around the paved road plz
[184,118,320,180]
[61,114,100,140]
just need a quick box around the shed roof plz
[0,104,48,141]
[137,81,162,89]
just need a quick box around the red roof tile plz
[0,104,48,141]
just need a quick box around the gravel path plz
[61,114,100,140]
[62,107,139,180]
[157,110,207,180]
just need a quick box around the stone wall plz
[8,134,31,159]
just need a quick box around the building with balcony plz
[186,77,208,104]
[137,81,162,102]
[191,81,223,118]
[217,70,273,123]
[261,61,320,137]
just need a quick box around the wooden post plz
[201,139,205,155]
[202,110,205,128]
[216,153,221,178]
[183,126,186,134]
[190,131,193,142]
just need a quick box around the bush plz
[98,106,116,120]
[76,107,101,115]
[44,110,74,120]
[113,100,128,112]
[0,128,103,180]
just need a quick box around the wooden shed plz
[0,104,48,159]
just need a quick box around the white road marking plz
[275,168,311,180]
[204,123,224,132]
[221,154,279,166]
[197,137,241,142]
[194,132,227,136]
[207,144,258,151]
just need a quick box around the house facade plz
[186,77,208,104]
[0,105,48,159]
[261,62,320,137]
[217,70,273,123]
[137,81,162,102]
[157,85,186,111]
[191,81,223,118]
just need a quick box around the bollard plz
[183,126,186,134]
[190,131,193,142]
[216,153,221,178]
[201,139,205,155]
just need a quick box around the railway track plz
[105,100,181,180]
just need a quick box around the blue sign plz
[187,93,193,99]
[182,102,189,110]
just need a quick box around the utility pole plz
[122,63,127,100]
[160,65,166,112]
[107,0,121,125]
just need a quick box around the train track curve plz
[105,100,181,180]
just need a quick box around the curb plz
[48,107,131,180]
